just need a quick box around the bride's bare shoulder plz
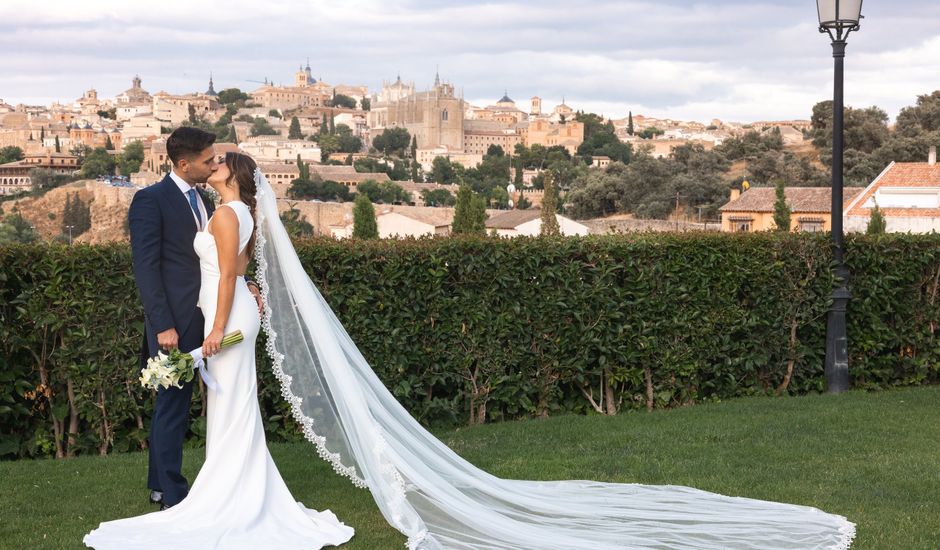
[207,205,239,237]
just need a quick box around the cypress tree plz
[772,180,791,232]
[352,193,378,239]
[540,172,560,236]
[288,116,303,139]
[627,111,634,135]
[452,185,486,236]
[867,201,887,235]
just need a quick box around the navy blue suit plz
[129,174,215,506]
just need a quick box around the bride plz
[88,152,855,549]
[84,152,355,549]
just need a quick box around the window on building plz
[729,217,753,232]
[797,217,825,233]
[442,109,448,121]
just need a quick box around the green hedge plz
[1,233,938,459]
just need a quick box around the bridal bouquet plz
[139,330,243,391]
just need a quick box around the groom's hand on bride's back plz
[157,328,179,351]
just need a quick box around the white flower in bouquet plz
[139,331,243,391]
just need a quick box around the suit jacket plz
[129,174,216,362]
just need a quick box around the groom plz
[129,127,258,510]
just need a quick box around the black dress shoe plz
[159,503,174,511]
[149,490,163,505]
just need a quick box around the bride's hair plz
[222,151,259,258]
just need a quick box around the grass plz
[1,386,938,549]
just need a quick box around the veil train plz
[252,169,855,550]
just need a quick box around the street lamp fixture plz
[817,0,863,393]
[66,224,74,246]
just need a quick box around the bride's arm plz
[202,207,239,357]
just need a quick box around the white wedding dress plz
[83,200,354,549]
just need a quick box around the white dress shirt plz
[170,171,208,231]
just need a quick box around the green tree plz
[69,144,91,164]
[352,193,378,239]
[268,109,281,118]
[296,154,310,180]
[28,168,60,192]
[288,116,303,139]
[896,91,940,137]
[217,88,249,105]
[280,203,314,238]
[430,156,459,184]
[334,124,362,153]
[61,192,91,237]
[317,134,340,162]
[188,104,199,124]
[627,111,634,135]
[486,144,505,157]
[54,135,61,153]
[288,174,352,202]
[372,127,411,157]
[80,147,116,178]
[772,180,791,231]
[119,141,144,176]
[0,146,23,164]
[867,201,886,235]
[451,185,486,235]
[353,157,388,174]
[104,135,114,150]
[540,173,560,236]
[331,94,357,109]
[638,127,665,139]
[0,212,37,244]
[420,188,456,207]
[360,97,371,111]
[356,180,410,204]
[575,113,632,163]
[250,117,278,136]
[410,135,417,160]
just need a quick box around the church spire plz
[206,73,217,96]
[434,66,440,88]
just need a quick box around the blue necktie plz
[187,188,202,228]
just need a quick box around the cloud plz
[0,0,937,122]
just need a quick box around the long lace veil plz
[251,169,855,550]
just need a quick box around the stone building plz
[522,118,584,156]
[0,152,79,195]
[152,92,219,126]
[369,72,466,152]
[116,75,152,105]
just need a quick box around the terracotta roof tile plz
[720,187,864,213]
[485,209,542,229]
[845,161,940,217]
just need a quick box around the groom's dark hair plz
[166,127,216,166]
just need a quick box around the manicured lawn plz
[1,387,938,549]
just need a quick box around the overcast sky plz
[2,0,938,123]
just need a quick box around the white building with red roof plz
[844,147,940,233]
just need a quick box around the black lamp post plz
[817,0,862,393]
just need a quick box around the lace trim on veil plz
[252,170,428,549]
[252,172,367,488]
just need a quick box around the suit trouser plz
[146,313,204,506]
